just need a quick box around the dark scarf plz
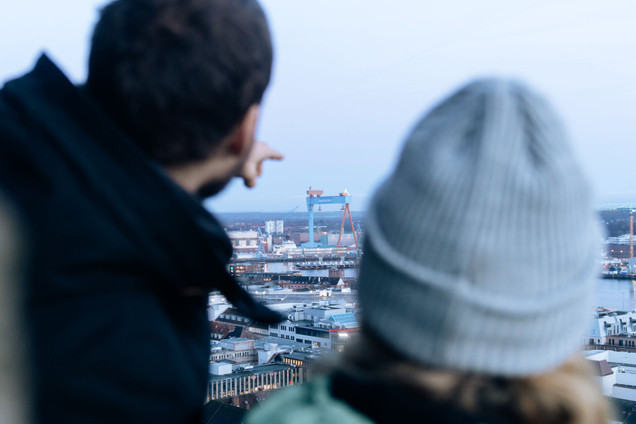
[330,370,510,424]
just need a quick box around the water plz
[263,263,632,310]
[596,279,636,310]
[265,262,636,310]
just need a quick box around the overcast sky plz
[2,1,636,212]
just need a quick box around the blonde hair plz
[332,331,611,424]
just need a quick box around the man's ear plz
[229,104,260,156]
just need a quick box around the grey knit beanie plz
[358,78,601,376]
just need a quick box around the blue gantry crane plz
[301,187,358,249]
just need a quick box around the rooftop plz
[589,359,614,377]
[329,313,357,325]
[252,336,306,350]
[282,350,324,362]
[223,338,253,344]
[208,363,293,382]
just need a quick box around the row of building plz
[227,230,359,257]
[586,309,636,422]
[587,350,636,409]
[605,233,636,261]
[212,299,358,351]
[206,337,315,402]
[205,293,359,406]
[589,309,636,347]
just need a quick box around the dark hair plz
[86,0,273,166]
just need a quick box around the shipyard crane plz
[256,226,266,257]
[281,205,299,221]
[302,187,358,249]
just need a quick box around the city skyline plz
[2,1,636,211]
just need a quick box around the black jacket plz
[0,54,277,424]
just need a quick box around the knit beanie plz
[358,78,601,376]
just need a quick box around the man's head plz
[86,0,273,168]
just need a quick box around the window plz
[296,327,329,339]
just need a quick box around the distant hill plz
[599,210,632,238]
[214,209,622,239]
[215,211,366,227]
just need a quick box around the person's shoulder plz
[245,375,373,424]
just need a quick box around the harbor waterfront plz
[250,261,630,312]
[596,278,636,311]
[262,261,358,279]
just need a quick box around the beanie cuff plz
[360,231,597,376]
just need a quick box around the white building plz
[268,306,358,350]
[305,305,347,321]
[587,350,636,401]
[270,320,298,341]
[218,338,254,352]
[295,312,359,351]
[607,234,636,246]
[208,294,231,321]
[226,230,258,254]
[265,220,284,235]
[209,361,233,376]
[589,311,636,345]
